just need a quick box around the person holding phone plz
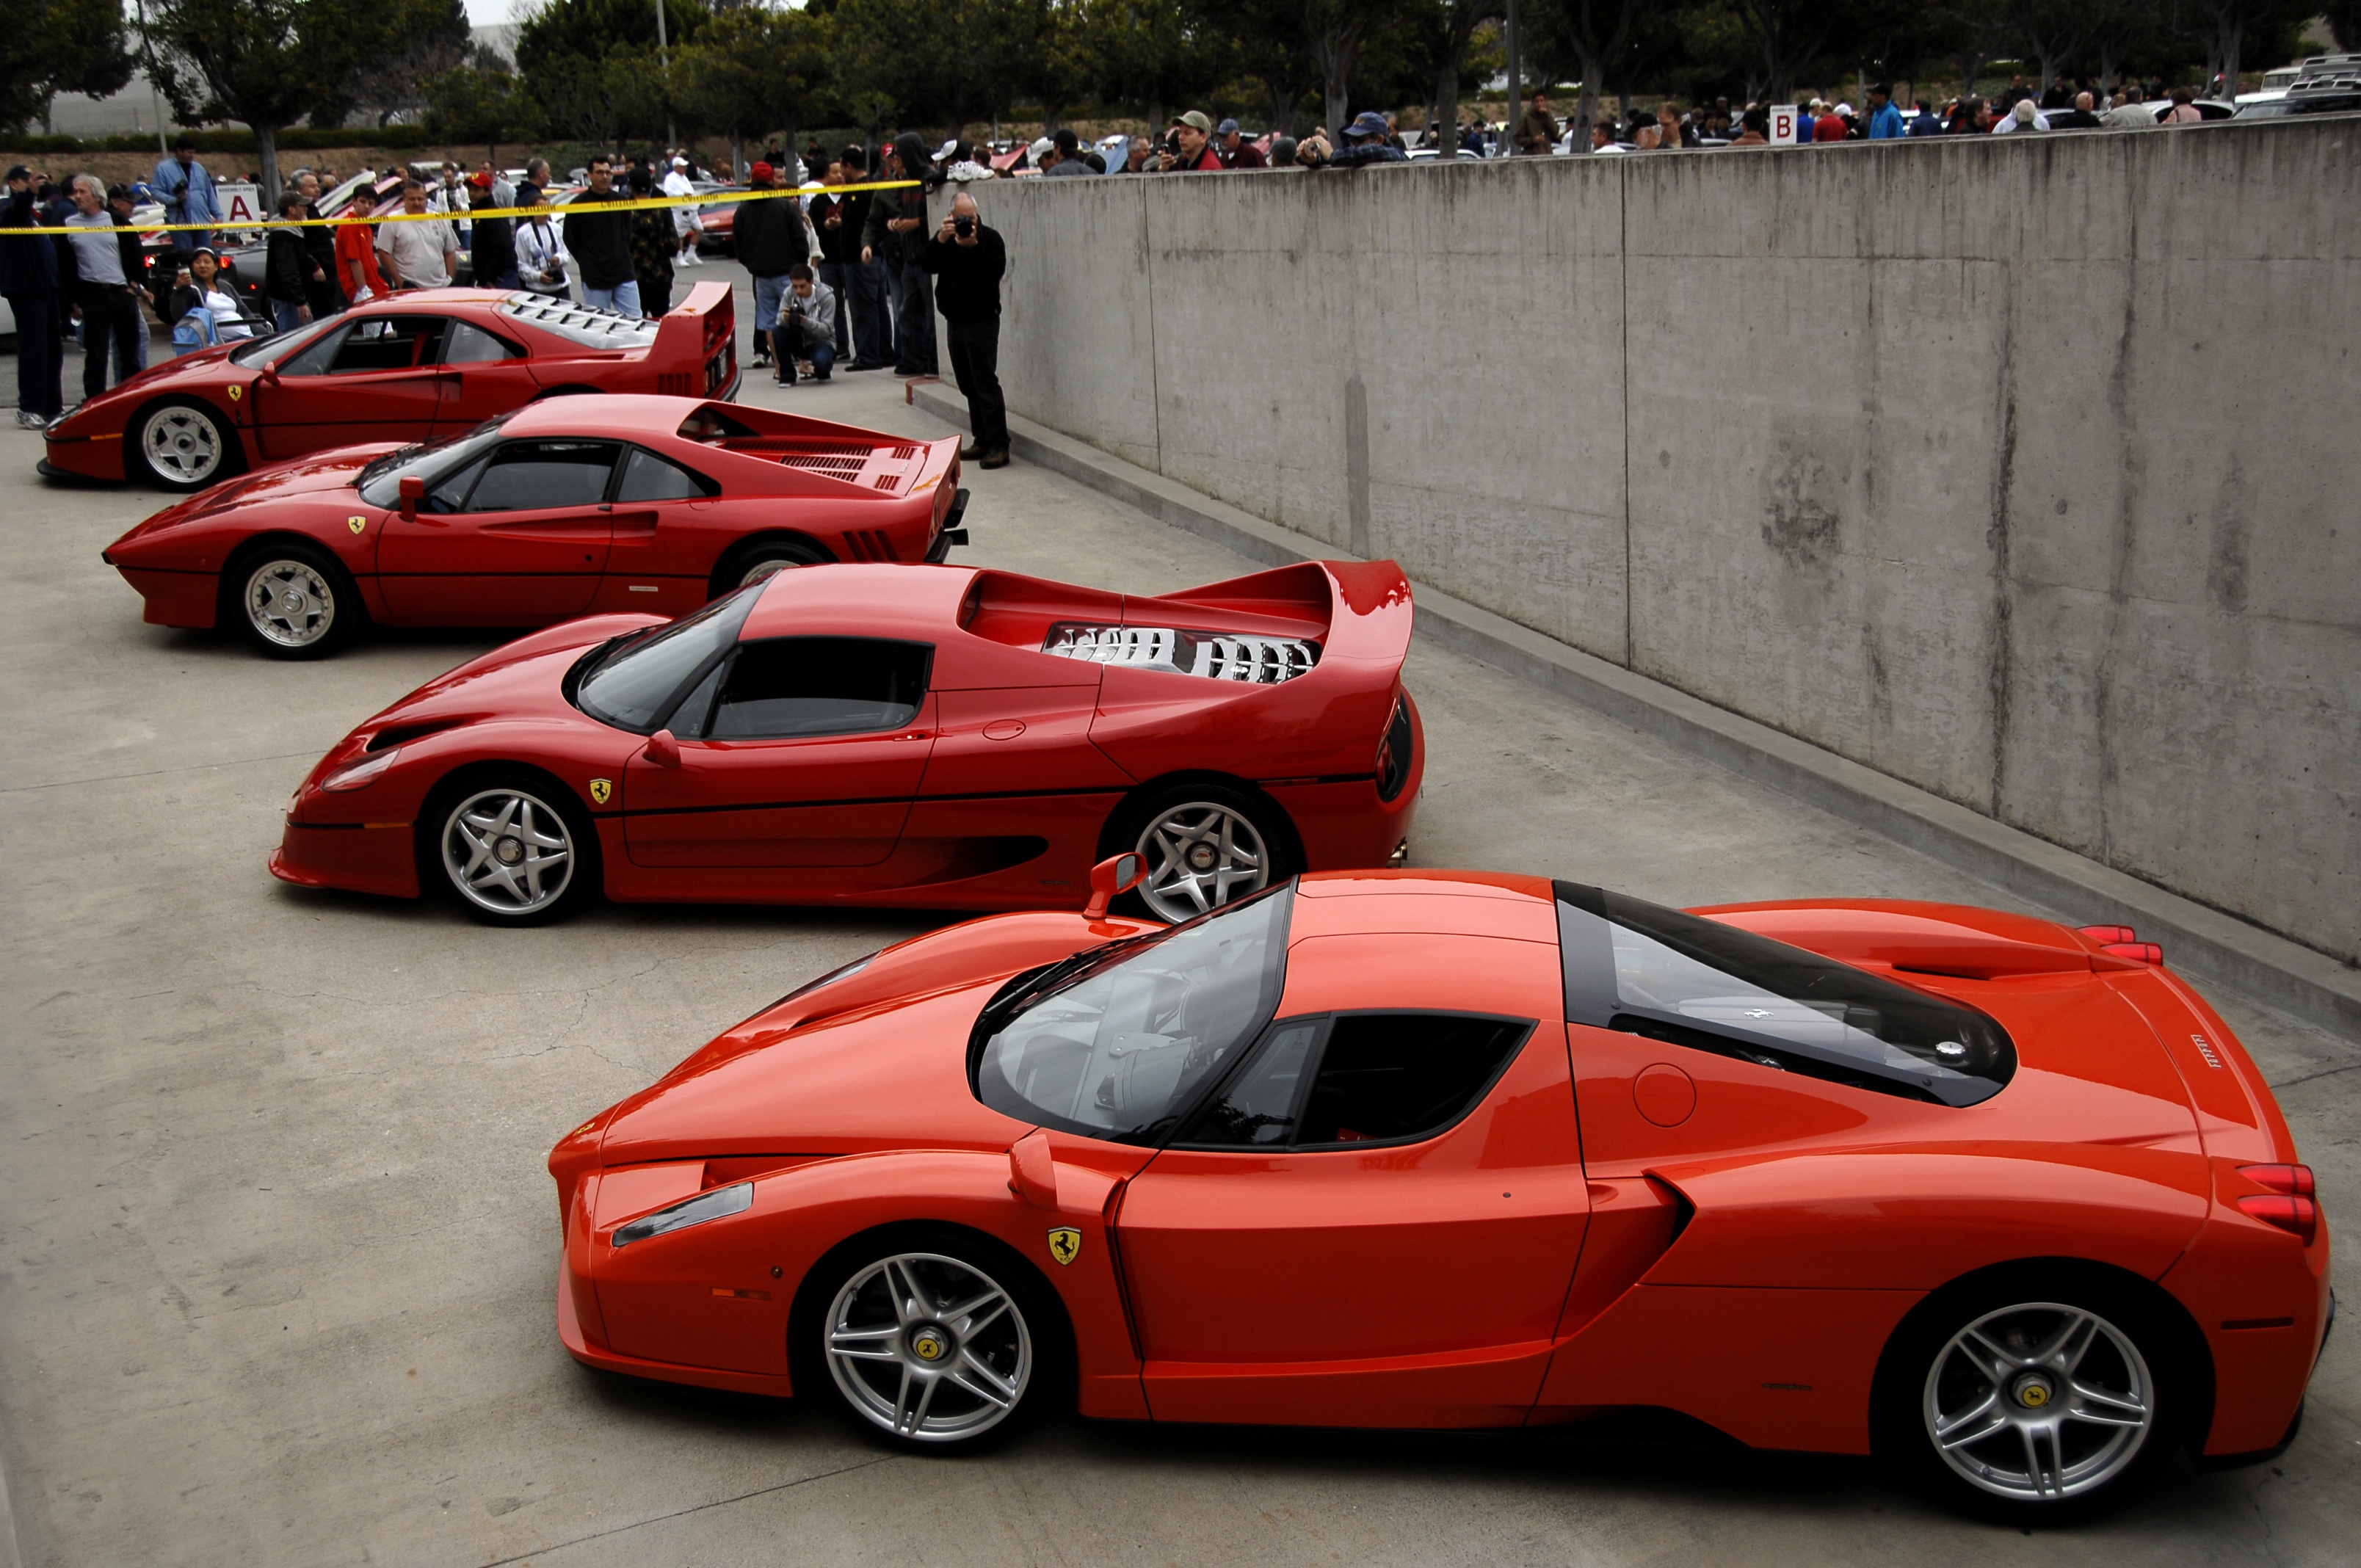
[920,189,1008,469]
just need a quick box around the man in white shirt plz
[1995,100,2049,132]
[374,180,460,290]
[662,154,701,268]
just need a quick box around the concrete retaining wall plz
[947,118,2361,966]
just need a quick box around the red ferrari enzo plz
[271,559,1422,923]
[43,283,738,491]
[102,398,967,657]
[545,873,2329,1520]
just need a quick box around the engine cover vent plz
[1043,624,1320,684]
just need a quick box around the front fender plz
[584,1144,1150,1414]
[1643,1142,2213,1291]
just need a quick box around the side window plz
[700,638,929,741]
[462,440,620,512]
[617,446,717,503]
[323,315,448,374]
[1299,1015,1529,1145]
[422,455,488,514]
[1179,1014,1531,1150]
[442,320,523,363]
[277,322,352,377]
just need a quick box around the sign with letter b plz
[1769,106,1799,146]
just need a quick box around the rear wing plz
[672,400,959,498]
[653,280,736,397]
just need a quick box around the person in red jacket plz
[333,213,385,304]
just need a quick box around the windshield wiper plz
[358,444,426,485]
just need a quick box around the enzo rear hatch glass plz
[1556,882,2016,1106]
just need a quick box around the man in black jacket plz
[731,161,810,376]
[862,133,938,377]
[265,189,315,333]
[921,189,1008,468]
[835,145,892,369]
[562,156,638,315]
[2,164,64,426]
[294,170,341,314]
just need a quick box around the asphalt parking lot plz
[2,292,2357,1567]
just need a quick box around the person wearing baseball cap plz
[1329,111,1410,167]
[1159,111,1222,172]
[1214,117,1266,169]
[661,153,702,266]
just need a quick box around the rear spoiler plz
[654,280,735,397]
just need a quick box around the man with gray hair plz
[63,175,144,399]
[921,189,1009,468]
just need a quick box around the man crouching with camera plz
[778,264,838,385]
[921,189,1008,470]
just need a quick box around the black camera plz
[953,214,973,238]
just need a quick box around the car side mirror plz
[1082,852,1145,921]
[397,475,423,520]
[642,728,682,768]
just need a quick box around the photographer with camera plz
[921,190,1008,470]
[778,264,838,385]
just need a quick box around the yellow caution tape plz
[0,178,921,236]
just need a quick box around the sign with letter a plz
[1769,106,1799,146]
[216,182,262,233]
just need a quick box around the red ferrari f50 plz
[44,285,738,492]
[547,874,2329,1521]
[272,559,1422,924]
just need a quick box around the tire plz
[1111,781,1298,924]
[422,772,600,926]
[225,540,363,659]
[794,1226,1067,1453]
[710,535,830,598]
[133,396,241,491]
[1872,1266,2192,1522]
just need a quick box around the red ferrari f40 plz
[45,285,738,491]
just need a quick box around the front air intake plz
[1043,625,1319,684]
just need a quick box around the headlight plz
[611,1181,752,1249]
[321,747,401,791]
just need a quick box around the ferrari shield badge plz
[226,385,241,401]
[1046,1227,1082,1266]
[347,516,367,534]
[588,778,613,805]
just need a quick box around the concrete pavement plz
[0,314,2354,1565]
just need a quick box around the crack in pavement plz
[0,750,326,795]
[474,1454,899,1567]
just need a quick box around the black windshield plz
[356,418,512,505]
[1557,882,2016,1106]
[573,586,760,733]
[971,883,1294,1143]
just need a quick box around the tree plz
[2012,0,2087,91]
[341,0,473,128]
[1,0,135,135]
[1302,0,1418,131]
[674,3,833,178]
[1078,0,1222,132]
[1400,0,1505,148]
[1226,0,1323,133]
[1530,0,1645,145]
[2172,0,2307,98]
[831,0,993,134]
[424,57,529,161]
[142,0,452,194]
[2329,0,2361,49]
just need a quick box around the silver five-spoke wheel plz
[824,1252,1032,1444]
[1134,800,1269,922]
[141,402,225,487]
[1923,1301,2155,1503]
[439,787,576,918]
[244,558,339,650]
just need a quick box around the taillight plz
[2236,1165,2320,1244]
[1375,695,1414,802]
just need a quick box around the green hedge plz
[0,125,436,156]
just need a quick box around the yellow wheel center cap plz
[912,1331,946,1362]
[2014,1376,2052,1409]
